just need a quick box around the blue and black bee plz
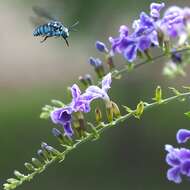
[31,6,79,46]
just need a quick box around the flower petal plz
[63,122,73,137]
[167,166,182,184]
[181,160,190,176]
[102,73,112,92]
[70,84,81,99]
[177,129,190,144]
[124,44,137,62]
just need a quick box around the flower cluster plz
[165,129,190,183]
[50,73,112,137]
[109,3,190,62]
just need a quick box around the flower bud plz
[32,158,42,168]
[79,75,88,87]
[95,41,108,53]
[45,145,60,156]
[144,49,152,60]
[14,170,24,179]
[38,148,51,161]
[106,54,115,70]
[95,108,102,123]
[24,162,35,171]
[171,50,182,64]
[106,101,113,122]
[89,57,105,78]
[135,101,144,119]
[153,86,162,103]
[111,101,121,118]
[85,74,93,85]
[52,128,65,144]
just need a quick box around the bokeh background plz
[1,0,190,189]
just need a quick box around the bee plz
[31,6,79,46]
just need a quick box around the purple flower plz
[95,41,108,53]
[177,129,190,144]
[50,73,112,137]
[50,106,73,137]
[165,144,190,183]
[109,4,163,62]
[161,6,185,38]
[85,73,112,102]
[150,3,165,19]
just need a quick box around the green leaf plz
[183,86,190,91]
[40,112,50,119]
[123,105,133,113]
[169,87,181,96]
[51,99,65,107]
[185,111,190,118]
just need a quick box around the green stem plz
[4,90,190,190]
[111,46,190,79]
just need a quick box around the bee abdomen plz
[33,24,51,36]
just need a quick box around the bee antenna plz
[68,21,79,32]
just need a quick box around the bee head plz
[62,27,69,38]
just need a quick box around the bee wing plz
[29,16,48,27]
[32,6,57,20]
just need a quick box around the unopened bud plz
[85,74,93,85]
[144,49,152,60]
[45,146,60,156]
[32,158,42,168]
[164,41,170,54]
[135,101,144,119]
[111,101,121,118]
[89,57,105,78]
[106,54,115,70]
[95,108,102,123]
[37,149,49,161]
[95,41,108,53]
[79,76,88,87]
[106,101,113,122]
[171,50,182,64]
[24,162,35,171]
[153,86,162,103]
[14,170,24,179]
[52,128,65,144]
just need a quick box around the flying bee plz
[31,6,79,46]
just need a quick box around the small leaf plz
[40,112,50,119]
[185,111,190,118]
[123,105,133,113]
[87,122,100,140]
[51,99,65,107]
[183,86,190,91]
[169,87,181,96]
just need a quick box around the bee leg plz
[41,36,49,43]
[63,37,69,47]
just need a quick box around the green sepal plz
[134,101,144,119]
[185,111,190,118]
[169,87,181,96]
[153,86,162,103]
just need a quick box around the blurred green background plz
[1,0,190,189]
